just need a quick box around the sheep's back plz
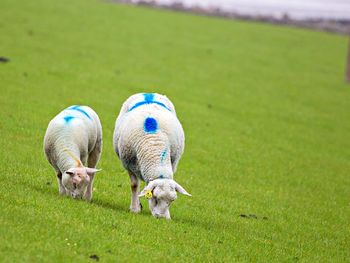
[114,104,184,177]
[44,106,101,158]
[116,104,183,148]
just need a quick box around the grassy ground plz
[1,0,349,262]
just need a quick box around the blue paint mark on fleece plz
[128,93,171,112]
[63,116,75,123]
[144,117,158,133]
[68,105,92,120]
[160,148,167,163]
[143,93,154,103]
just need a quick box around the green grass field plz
[1,0,350,261]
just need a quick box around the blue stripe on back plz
[68,105,92,120]
[153,101,171,111]
[63,116,75,123]
[128,93,171,112]
[128,101,147,112]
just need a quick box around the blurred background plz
[124,0,350,33]
[1,0,349,261]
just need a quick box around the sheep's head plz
[139,179,191,219]
[62,167,100,199]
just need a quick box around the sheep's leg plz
[171,158,179,173]
[129,171,142,213]
[170,152,181,173]
[84,173,94,201]
[84,141,102,201]
[57,171,66,195]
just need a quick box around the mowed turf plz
[0,0,349,261]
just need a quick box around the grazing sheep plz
[113,93,191,219]
[44,105,102,200]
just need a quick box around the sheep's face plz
[149,181,177,219]
[62,167,100,199]
[139,179,191,219]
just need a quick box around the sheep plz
[113,93,191,219]
[43,105,102,200]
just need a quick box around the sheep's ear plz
[86,168,102,176]
[174,182,192,196]
[139,181,156,197]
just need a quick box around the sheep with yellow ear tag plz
[113,93,191,219]
[145,190,153,199]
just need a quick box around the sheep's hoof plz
[130,207,141,213]
[83,195,92,202]
[130,203,142,213]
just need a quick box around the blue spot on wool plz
[68,105,92,120]
[128,93,171,112]
[144,117,158,133]
[64,116,75,123]
[143,93,154,102]
[160,148,167,163]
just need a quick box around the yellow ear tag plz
[145,190,153,199]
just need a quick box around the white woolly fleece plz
[44,105,102,174]
[113,93,185,182]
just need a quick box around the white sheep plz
[43,105,102,200]
[113,93,191,219]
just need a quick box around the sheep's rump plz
[44,105,102,173]
[113,93,184,181]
